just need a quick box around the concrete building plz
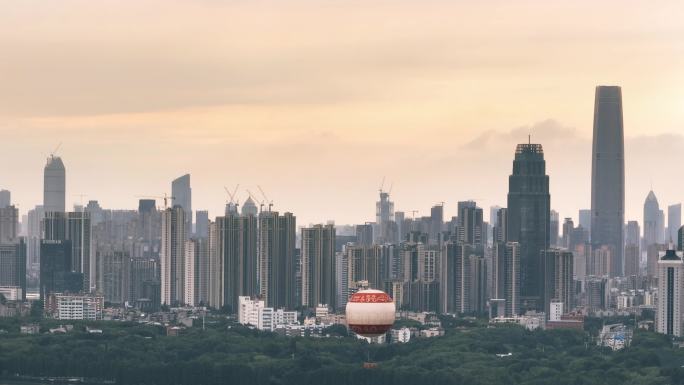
[45,293,104,320]
[0,190,9,208]
[0,240,26,300]
[656,250,684,336]
[238,296,298,331]
[544,249,574,315]
[184,238,209,306]
[669,204,682,244]
[0,205,18,243]
[591,85,625,277]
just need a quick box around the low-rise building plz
[45,293,104,320]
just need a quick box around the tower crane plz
[224,184,240,210]
[246,189,265,213]
[257,185,274,211]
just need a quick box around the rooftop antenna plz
[52,142,62,157]
[388,182,393,196]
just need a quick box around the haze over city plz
[2,0,684,225]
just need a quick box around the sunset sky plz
[1,0,683,226]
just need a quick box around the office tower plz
[458,203,484,252]
[42,211,92,292]
[625,221,640,248]
[656,250,684,336]
[171,174,192,236]
[429,204,444,245]
[375,189,394,244]
[241,196,259,216]
[184,238,209,307]
[43,155,66,213]
[679,226,684,252]
[0,205,18,243]
[469,255,487,314]
[40,239,81,299]
[544,249,573,315]
[549,210,559,247]
[490,241,520,316]
[591,85,625,277]
[160,206,186,306]
[300,224,336,309]
[507,141,550,311]
[0,239,26,300]
[84,200,105,226]
[578,209,591,239]
[258,211,296,309]
[195,210,209,238]
[355,223,373,246]
[658,210,666,244]
[644,190,661,246]
[489,206,502,229]
[647,244,668,278]
[0,190,9,208]
[669,204,682,244]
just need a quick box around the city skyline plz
[2,1,684,226]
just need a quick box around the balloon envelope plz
[345,289,396,337]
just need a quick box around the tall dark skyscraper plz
[171,174,192,237]
[507,142,550,312]
[591,85,625,277]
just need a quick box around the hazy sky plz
[1,0,684,226]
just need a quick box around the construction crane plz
[257,185,274,211]
[378,176,386,194]
[136,194,176,209]
[245,189,265,213]
[410,210,419,219]
[224,184,240,210]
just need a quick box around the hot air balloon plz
[345,289,396,337]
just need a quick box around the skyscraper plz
[300,224,336,309]
[160,206,186,306]
[591,85,625,278]
[375,189,394,244]
[644,190,661,247]
[578,209,591,239]
[42,211,92,292]
[0,239,26,300]
[543,248,574,315]
[171,174,192,237]
[195,210,209,238]
[44,155,66,213]
[656,250,684,336]
[258,211,296,309]
[549,210,559,247]
[0,205,18,243]
[507,141,550,311]
[669,204,682,244]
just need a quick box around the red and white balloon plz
[345,289,396,337]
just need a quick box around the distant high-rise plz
[355,223,373,246]
[644,190,661,247]
[375,189,394,244]
[171,174,192,237]
[184,238,209,307]
[591,86,625,277]
[44,155,66,213]
[0,205,18,243]
[507,142,550,311]
[241,196,259,216]
[490,241,520,316]
[160,206,186,306]
[625,220,641,276]
[0,239,27,300]
[669,204,682,244]
[458,203,484,252]
[543,248,574,315]
[578,209,591,239]
[42,211,92,291]
[429,204,444,245]
[549,210,559,247]
[258,211,296,309]
[656,250,684,336]
[40,239,80,299]
[300,224,336,309]
[195,210,209,238]
[0,190,10,208]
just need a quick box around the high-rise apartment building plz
[507,142,550,311]
[0,239,26,300]
[668,204,682,244]
[591,85,625,277]
[160,206,186,306]
[656,250,684,336]
[184,238,209,307]
[258,211,296,309]
[544,248,574,315]
[300,224,336,309]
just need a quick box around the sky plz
[1,0,684,226]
